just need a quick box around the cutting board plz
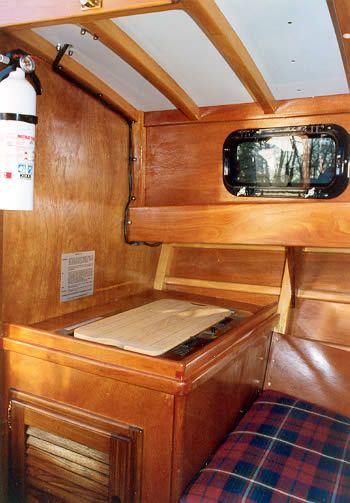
[74,299,231,356]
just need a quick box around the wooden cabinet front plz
[3,295,278,503]
[8,390,143,503]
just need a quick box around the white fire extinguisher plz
[0,50,41,210]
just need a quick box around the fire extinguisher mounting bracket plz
[0,49,42,95]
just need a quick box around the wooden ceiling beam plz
[181,0,276,114]
[0,0,180,31]
[327,0,350,90]
[84,20,199,120]
[6,29,140,122]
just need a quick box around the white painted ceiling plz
[216,0,348,99]
[34,24,175,111]
[34,0,348,113]
[114,10,253,106]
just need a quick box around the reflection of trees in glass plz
[309,137,335,184]
[235,135,335,186]
[236,142,269,184]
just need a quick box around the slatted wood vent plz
[9,391,143,503]
[26,426,110,503]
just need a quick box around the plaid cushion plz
[181,390,350,502]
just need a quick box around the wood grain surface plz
[168,247,285,287]
[144,94,350,126]
[0,31,160,325]
[265,334,350,417]
[144,116,350,206]
[129,202,350,246]
[74,299,231,355]
[9,392,143,503]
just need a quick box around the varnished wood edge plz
[0,0,180,30]
[2,303,277,396]
[144,94,350,126]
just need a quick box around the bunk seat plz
[181,390,350,502]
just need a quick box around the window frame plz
[223,124,349,199]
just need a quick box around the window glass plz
[234,135,336,187]
[223,125,348,199]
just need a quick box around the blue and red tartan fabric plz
[181,390,350,502]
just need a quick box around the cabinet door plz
[8,390,143,503]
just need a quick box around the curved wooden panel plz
[265,334,350,417]
[289,299,350,346]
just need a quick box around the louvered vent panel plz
[25,426,110,503]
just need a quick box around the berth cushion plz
[181,390,350,502]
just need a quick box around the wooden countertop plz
[2,290,278,395]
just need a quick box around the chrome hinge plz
[7,401,12,430]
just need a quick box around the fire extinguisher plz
[0,49,42,210]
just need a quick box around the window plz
[223,124,349,199]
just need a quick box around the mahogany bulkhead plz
[1,3,350,502]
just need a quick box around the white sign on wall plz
[60,251,95,302]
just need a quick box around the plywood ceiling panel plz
[216,0,348,100]
[34,24,174,112]
[114,10,253,106]
[33,0,349,111]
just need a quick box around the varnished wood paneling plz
[134,98,350,246]
[173,321,273,502]
[165,283,278,307]
[3,296,278,502]
[265,334,350,417]
[129,203,350,246]
[296,250,350,292]
[9,392,143,503]
[287,248,350,346]
[6,354,173,503]
[144,94,350,126]
[168,248,285,287]
[144,118,350,206]
[0,32,159,325]
[289,299,350,346]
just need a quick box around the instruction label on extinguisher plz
[0,120,35,181]
[60,251,95,303]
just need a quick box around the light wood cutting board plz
[74,299,231,356]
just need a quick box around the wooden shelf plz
[128,203,350,246]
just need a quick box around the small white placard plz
[60,251,95,302]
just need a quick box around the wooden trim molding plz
[144,94,350,126]
[165,277,281,296]
[84,20,199,120]
[7,29,139,122]
[131,114,147,205]
[275,252,292,334]
[297,289,350,304]
[153,245,174,290]
[178,0,276,113]
[172,243,285,251]
[128,203,350,247]
[303,246,350,254]
[0,0,180,30]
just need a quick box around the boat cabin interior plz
[0,1,350,502]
